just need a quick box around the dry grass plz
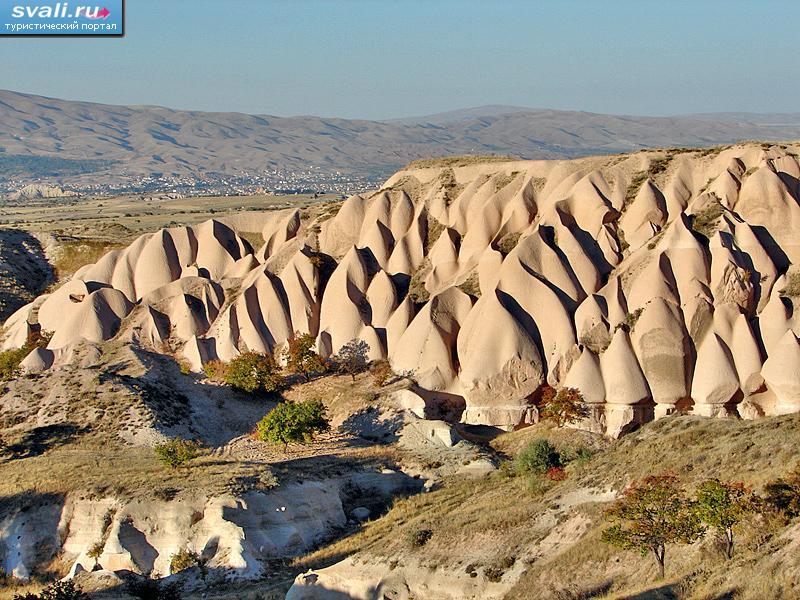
[493,171,521,193]
[505,414,800,598]
[457,270,481,298]
[0,441,277,505]
[236,230,264,253]
[497,231,522,256]
[287,414,800,600]
[405,155,518,170]
[51,238,126,280]
[623,154,673,209]
[781,272,800,297]
[690,200,725,239]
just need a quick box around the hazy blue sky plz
[1,0,798,119]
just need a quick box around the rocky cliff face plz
[0,472,419,581]
[3,143,800,437]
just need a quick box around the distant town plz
[0,164,393,201]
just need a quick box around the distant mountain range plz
[1,89,800,193]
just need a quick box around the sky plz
[1,0,798,120]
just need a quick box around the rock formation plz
[4,143,800,436]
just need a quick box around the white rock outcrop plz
[4,144,800,435]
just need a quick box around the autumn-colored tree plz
[369,359,394,387]
[694,479,757,560]
[538,386,590,428]
[335,339,370,381]
[601,472,705,579]
[282,332,326,381]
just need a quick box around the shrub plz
[572,446,594,468]
[601,472,704,579]
[546,466,567,482]
[0,346,30,381]
[334,339,370,381]
[13,581,88,600]
[225,351,283,393]
[538,387,590,428]
[406,528,433,548]
[170,548,204,575]
[256,399,330,451]
[154,438,201,469]
[176,359,192,376]
[282,332,326,381]
[614,308,644,333]
[484,556,515,582]
[514,438,560,477]
[690,200,725,239]
[202,359,229,382]
[0,330,52,381]
[369,359,394,387]
[126,579,182,600]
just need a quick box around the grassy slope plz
[293,414,800,600]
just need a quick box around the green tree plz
[257,399,330,451]
[282,332,326,381]
[225,351,283,393]
[538,386,589,428]
[694,479,756,560]
[335,339,370,381]
[154,438,201,469]
[601,473,705,579]
[87,540,104,568]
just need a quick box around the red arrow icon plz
[88,7,110,19]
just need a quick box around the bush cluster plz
[202,359,229,382]
[509,438,595,489]
[406,528,433,548]
[13,581,88,600]
[197,335,375,394]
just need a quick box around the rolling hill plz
[3,89,800,192]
